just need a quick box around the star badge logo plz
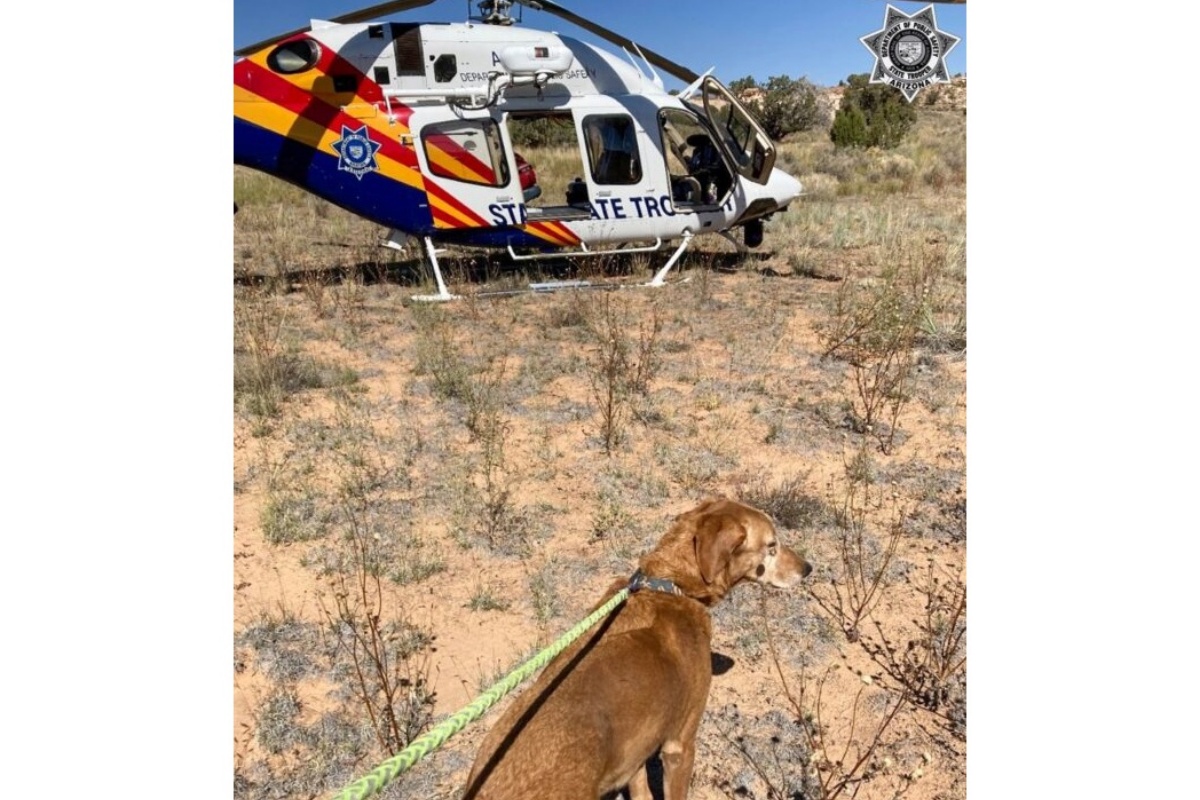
[332,124,382,180]
[861,4,960,102]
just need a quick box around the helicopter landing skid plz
[644,230,693,287]
[384,233,460,303]
[384,229,695,301]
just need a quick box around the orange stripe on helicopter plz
[236,56,520,216]
[423,176,580,245]
[528,220,581,246]
[235,58,419,172]
[234,85,425,191]
[520,222,573,246]
[421,131,499,185]
[429,198,482,230]
[424,146,495,185]
[239,37,414,127]
[423,179,490,229]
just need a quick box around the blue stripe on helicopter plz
[234,118,435,234]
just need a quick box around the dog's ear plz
[694,511,747,585]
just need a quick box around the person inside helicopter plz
[685,133,730,204]
[663,114,734,207]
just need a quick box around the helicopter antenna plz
[630,43,664,91]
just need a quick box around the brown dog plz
[462,497,813,800]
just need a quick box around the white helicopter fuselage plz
[234,18,801,264]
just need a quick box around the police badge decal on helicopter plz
[332,124,383,179]
[860,4,960,102]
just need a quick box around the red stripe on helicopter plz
[521,222,573,247]
[423,179,491,228]
[236,60,420,171]
[251,32,415,128]
[531,220,581,246]
[421,131,499,185]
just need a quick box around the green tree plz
[829,104,868,150]
[830,73,916,149]
[757,75,822,140]
[728,75,759,95]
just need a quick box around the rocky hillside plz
[820,75,966,114]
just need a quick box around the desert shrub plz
[387,534,447,586]
[260,455,333,544]
[237,612,321,683]
[817,239,939,451]
[805,443,906,642]
[710,704,821,799]
[585,293,662,454]
[467,582,511,612]
[734,74,824,140]
[233,291,345,429]
[729,75,758,94]
[830,74,917,149]
[256,687,308,755]
[735,473,831,531]
[758,75,824,139]
[506,114,578,148]
[528,561,562,625]
[830,103,870,150]
[861,563,966,737]
[320,510,436,756]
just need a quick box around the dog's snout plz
[802,560,813,578]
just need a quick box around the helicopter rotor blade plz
[234,0,438,57]
[517,0,700,85]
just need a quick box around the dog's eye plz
[767,543,778,556]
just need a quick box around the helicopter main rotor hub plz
[478,0,517,25]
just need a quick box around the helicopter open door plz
[694,76,776,185]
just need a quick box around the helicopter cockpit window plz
[582,115,642,185]
[659,108,733,206]
[421,119,511,188]
[267,39,321,75]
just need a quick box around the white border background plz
[5,2,1197,795]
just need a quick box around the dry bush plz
[817,239,941,452]
[734,471,831,531]
[718,603,916,800]
[584,291,662,454]
[861,563,966,737]
[319,510,436,755]
[808,443,905,642]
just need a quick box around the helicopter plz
[234,1,811,299]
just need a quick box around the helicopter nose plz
[768,168,803,206]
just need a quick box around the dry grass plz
[233,106,966,800]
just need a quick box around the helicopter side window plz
[421,119,511,188]
[433,54,457,83]
[582,115,642,185]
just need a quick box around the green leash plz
[328,586,631,800]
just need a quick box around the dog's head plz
[645,497,812,603]
[690,498,812,590]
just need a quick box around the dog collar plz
[628,569,684,596]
